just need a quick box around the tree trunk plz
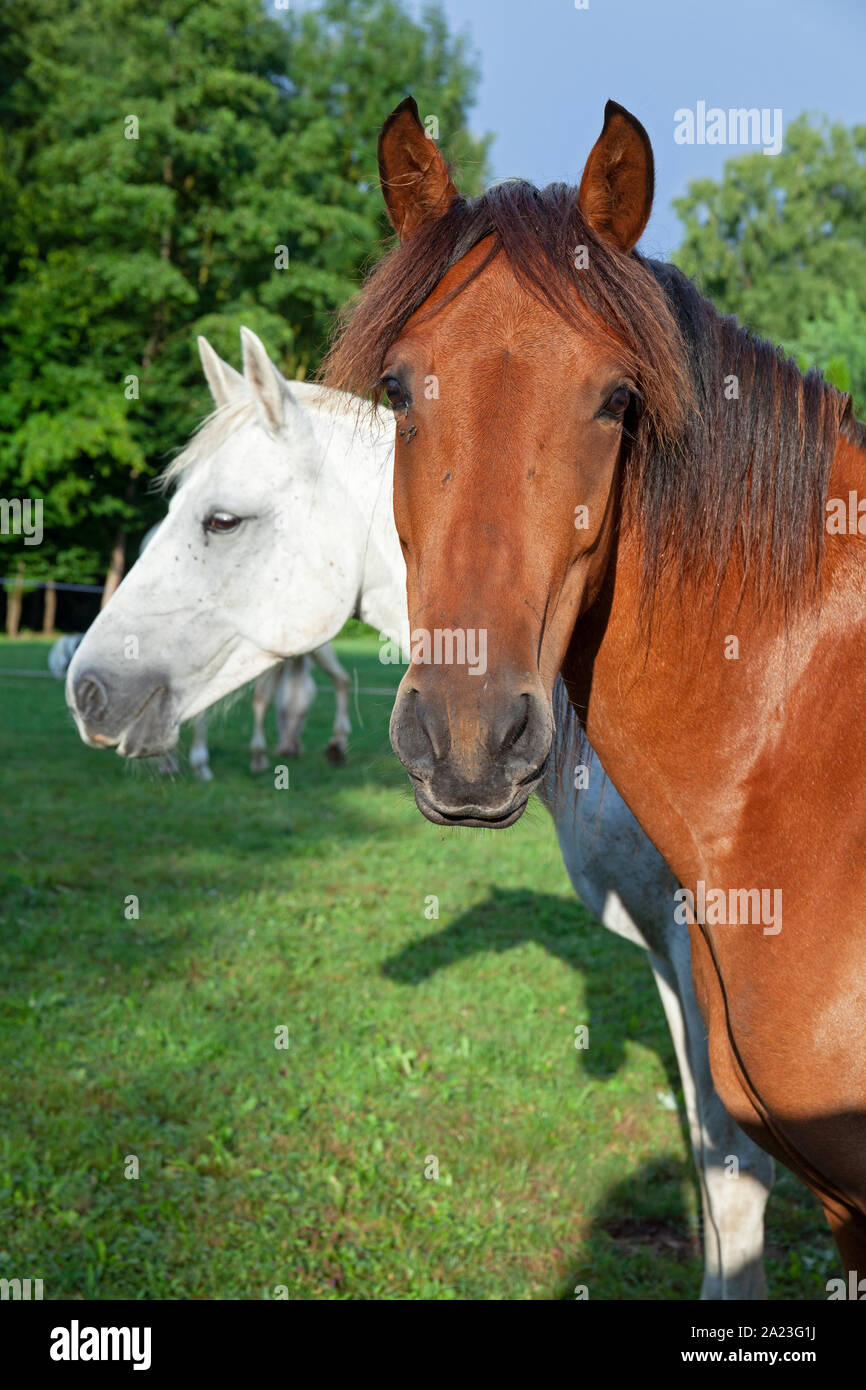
[5,566,24,637]
[101,529,127,608]
[42,579,57,633]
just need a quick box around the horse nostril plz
[491,694,532,755]
[75,673,108,722]
[505,698,530,750]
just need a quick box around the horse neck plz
[302,396,407,649]
[568,424,866,891]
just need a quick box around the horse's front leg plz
[310,641,351,765]
[647,936,774,1299]
[189,711,213,781]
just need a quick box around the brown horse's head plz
[325,99,688,827]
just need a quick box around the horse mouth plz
[412,785,530,829]
[116,686,178,758]
[74,684,178,759]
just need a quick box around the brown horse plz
[324,96,866,1282]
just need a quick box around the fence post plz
[101,529,126,608]
[42,578,57,634]
[5,566,24,638]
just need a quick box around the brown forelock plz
[322,180,687,445]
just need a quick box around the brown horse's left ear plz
[577,100,654,252]
[377,95,459,241]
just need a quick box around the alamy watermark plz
[379,628,487,676]
[0,497,43,545]
[674,103,783,156]
[827,1271,866,1299]
[0,1276,43,1299]
[826,491,866,534]
[49,1321,151,1370]
[674,880,782,935]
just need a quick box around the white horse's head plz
[67,328,396,757]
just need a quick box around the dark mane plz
[641,259,857,610]
[322,181,858,609]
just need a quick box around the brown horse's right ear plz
[377,96,459,241]
[577,100,654,252]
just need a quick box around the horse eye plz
[204,511,241,534]
[381,376,409,411]
[602,386,632,418]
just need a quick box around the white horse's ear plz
[198,336,245,408]
[240,327,292,432]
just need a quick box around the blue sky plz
[419,0,866,257]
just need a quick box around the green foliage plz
[788,289,866,404]
[673,114,866,416]
[0,0,488,584]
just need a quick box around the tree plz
[0,0,488,602]
[673,114,866,415]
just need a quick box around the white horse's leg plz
[540,693,772,1299]
[310,641,351,765]
[274,656,316,759]
[250,665,280,772]
[158,751,179,775]
[189,711,213,781]
[647,942,773,1299]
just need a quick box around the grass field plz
[0,633,835,1299]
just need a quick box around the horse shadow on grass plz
[381,884,707,1295]
[552,1156,704,1299]
[382,885,674,1084]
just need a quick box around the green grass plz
[0,634,834,1299]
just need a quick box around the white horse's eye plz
[204,511,242,534]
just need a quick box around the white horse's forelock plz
[160,397,255,490]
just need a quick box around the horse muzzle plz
[67,668,179,758]
[389,672,552,828]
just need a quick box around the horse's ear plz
[240,327,291,432]
[377,95,459,241]
[577,100,654,253]
[197,336,245,408]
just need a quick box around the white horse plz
[45,585,351,781]
[48,633,84,680]
[66,328,773,1298]
[249,646,352,770]
[140,464,352,783]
